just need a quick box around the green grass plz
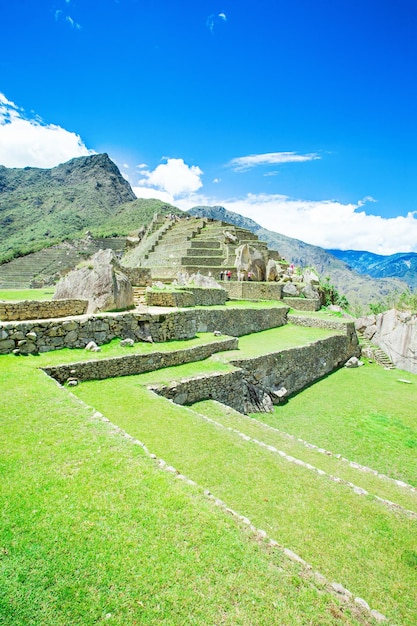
[3,321,417,624]
[193,400,417,514]
[220,324,339,359]
[72,377,417,625]
[0,353,368,625]
[255,361,417,486]
[32,334,232,367]
[0,288,54,301]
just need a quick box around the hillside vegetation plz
[0,154,178,263]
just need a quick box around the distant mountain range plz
[0,154,411,309]
[327,249,417,289]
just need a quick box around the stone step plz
[183,248,223,257]
[132,286,147,305]
[360,338,395,369]
[181,256,225,267]
[189,240,222,249]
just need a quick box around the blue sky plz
[1,0,416,254]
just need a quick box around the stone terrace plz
[122,216,278,282]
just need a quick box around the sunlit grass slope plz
[1,346,372,626]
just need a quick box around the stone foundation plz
[222,282,283,300]
[0,299,88,322]
[0,306,289,354]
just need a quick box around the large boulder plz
[266,259,280,282]
[282,282,300,297]
[303,268,320,285]
[53,249,134,314]
[301,283,320,299]
[234,243,266,281]
[356,309,417,374]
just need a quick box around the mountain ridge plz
[327,249,417,288]
[0,155,411,308]
[0,154,177,263]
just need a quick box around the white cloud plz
[174,191,417,255]
[66,15,81,29]
[0,92,94,168]
[206,12,228,33]
[132,186,176,204]
[228,151,321,171]
[55,8,81,29]
[138,158,203,197]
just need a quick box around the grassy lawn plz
[0,288,54,301]
[193,400,417,514]
[72,375,417,625]
[255,361,417,487]
[220,324,339,359]
[3,321,417,624]
[0,353,367,626]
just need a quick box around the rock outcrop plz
[53,249,134,314]
[234,243,266,281]
[355,309,417,373]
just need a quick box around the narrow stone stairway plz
[360,337,395,369]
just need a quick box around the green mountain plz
[188,205,407,309]
[0,153,177,263]
[0,156,410,310]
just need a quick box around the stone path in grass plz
[192,400,417,514]
[71,393,389,625]
[191,401,417,520]
[71,379,417,625]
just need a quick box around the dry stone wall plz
[230,334,359,400]
[121,267,152,286]
[283,297,321,311]
[43,337,238,383]
[0,310,196,354]
[0,306,288,354]
[149,370,247,413]
[195,306,288,335]
[0,299,88,322]
[222,282,283,300]
[146,290,195,308]
[146,287,228,308]
[148,332,359,414]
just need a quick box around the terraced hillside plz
[122,215,279,280]
[0,237,126,289]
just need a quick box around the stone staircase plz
[132,286,147,306]
[360,337,395,369]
